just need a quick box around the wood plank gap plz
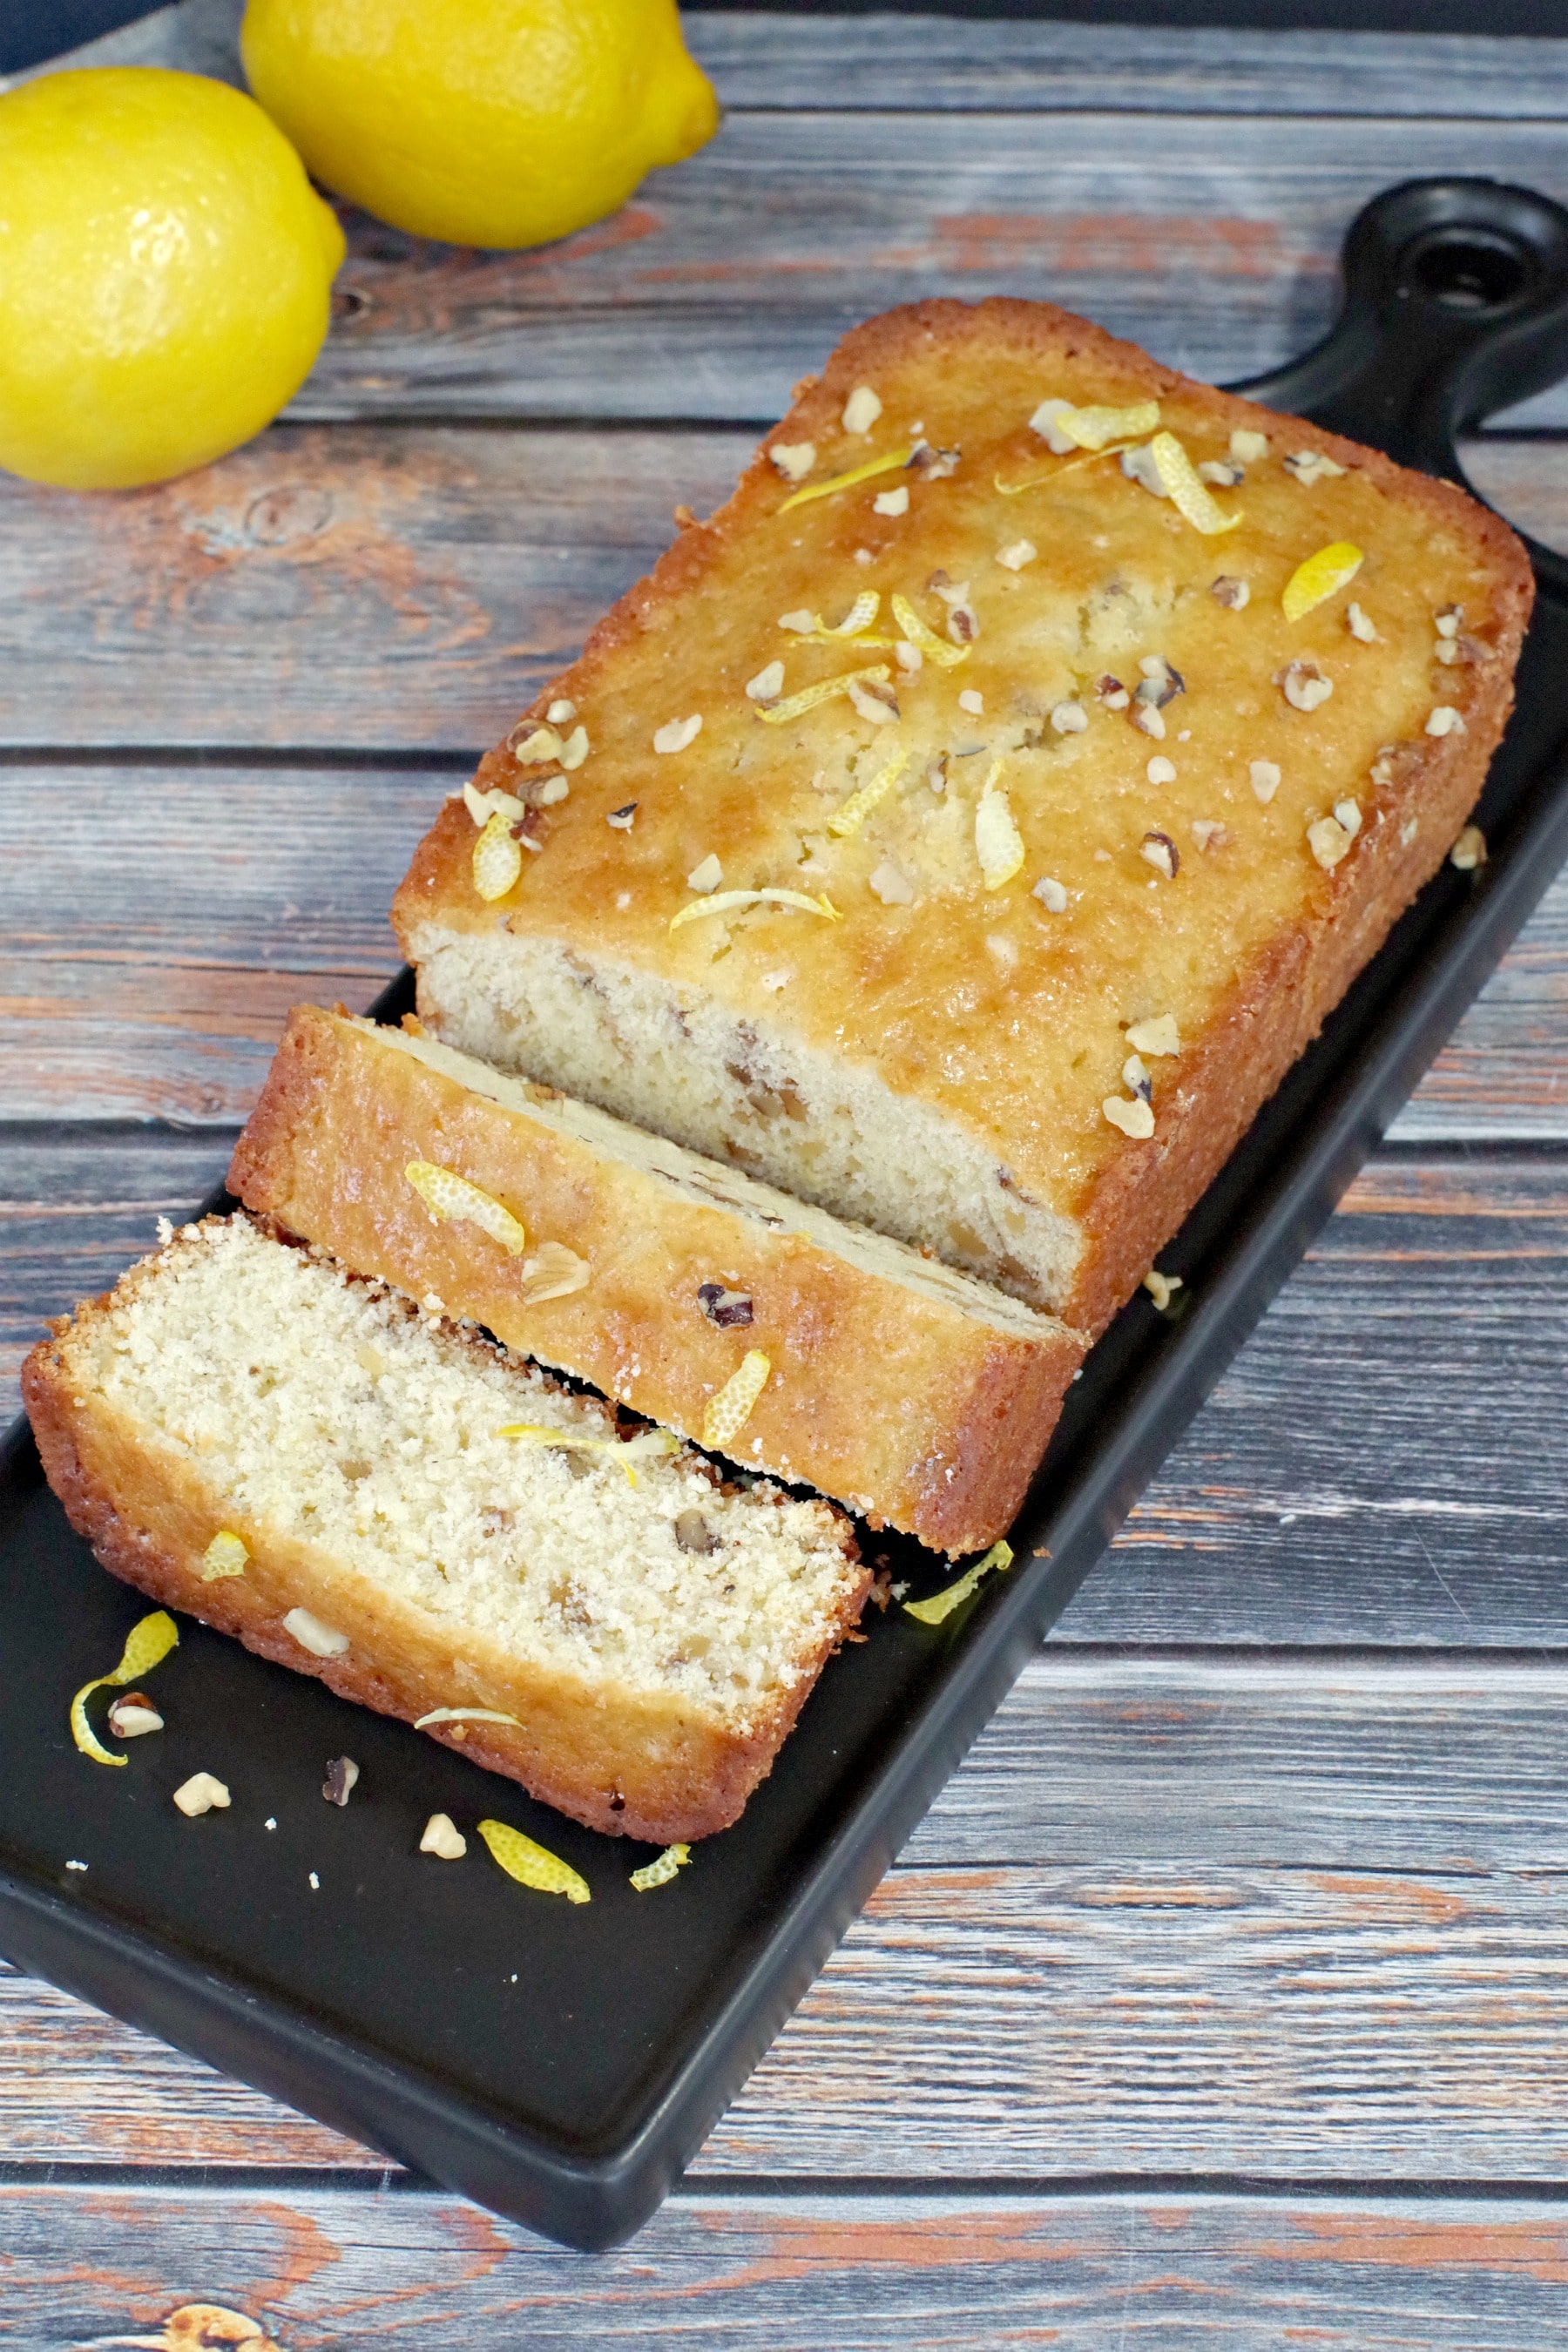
[0,746,478,774]
[0,1120,243,1148]
[1037,1644,1568,1667]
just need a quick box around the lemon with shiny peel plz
[0,69,344,490]
[241,0,720,251]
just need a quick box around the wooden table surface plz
[5,4,1568,2342]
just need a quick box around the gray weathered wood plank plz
[10,2180,1568,2348]
[1,429,1561,756]
[12,1653,1568,2174]
[286,113,1568,429]
[0,426,747,752]
[31,0,1568,125]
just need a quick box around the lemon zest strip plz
[476,1818,591,1903]
[702,1350,773,1450]
[889,592,970,669]
[1282,540,1364,623]
[757,666,893,726]
[904,1540,1015,1625]
[414,1707,523,1730]
[498,1423,680,1487]
[1054,400,1162,450]
[828,747,909,838]
[405,1161,527,1256]
[200,1530,248,1583]
[975,761,1024,891]
[631,1842,692,1892]
[71,1610,179,1767]
[472,809,524,902]
[778,446,914,512]
[670,889,841,932]
[993,443,1146,497]
[1149,432,1243,535]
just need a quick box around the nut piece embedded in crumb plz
[687,852,724,894]
[996,538,1036,571]
[1140,831,1179,880]
[1284,448,1346,486]
[107,1693,164,1740]
[420,1812,467,1860]
[698,1281,754,1328]
[1103,1095,1156,1139]
[283,1607,350,1659]
[841,384,882,435]
[1250,759,1281,805]
[1426,705,1465,737]
[1032,875,1068,913]
[745,661,784,705]
[1230,427,1269,464]
[1280,659,1333,713]
[606,802,639,830]
[873,484,909,517]
[1146,755,1177,786]
[1050,700,1087,734]
[1450,824,1487,871]
[1211,574,1250,611]
[769,440,814,483]
[653,715,702,754]
[1126,1012,1180,1058]
[1347,601,1378,642]
[1308,814,1355,870]
[675,1508,717,1555]
[322,1755,360,1807]
[173,1772,231,1818]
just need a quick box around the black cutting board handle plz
[1239,176,1568,605]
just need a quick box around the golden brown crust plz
[23,1295,867,1846]
[391,294,1532,1340]
[229,1007,1081,1552]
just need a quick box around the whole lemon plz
[240,0,720,251]
[0,69,345,491]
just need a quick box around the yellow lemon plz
[240,0,720,251]
[0,69,344,491]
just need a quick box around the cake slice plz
[227,1004,1085,1554]
[24,1213,868,1842]
[392,295,1531,1335]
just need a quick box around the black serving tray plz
[5,178,1568,2251]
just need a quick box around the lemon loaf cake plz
[24,1213,868,1841]
[392,297,1531,1335]
[228,1005,1085,1554]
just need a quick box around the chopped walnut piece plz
[1230,427,1269,463]
[106,1693,163,1740]
[547,698,577,725]
[1029,397,1077,452]
[420,1813,467,1860]
[1120,443,1166,497]
[769,440,815,483]
[1199,458,1246,487]
[1137,655,1186,706]
[1333,796,1362,838]
[1131,703,1166,741]
[873,484,909,517]
[1103,1095,1155,1139]
[1122,1052,1152,1101]
[958,688,984,716]
[1308,814,1354,869]
[509,722,563,764]
[558,727,589,771]
[1097,673,1131,711]
[1347,601,1378,642]
[1146,755,1176,786]
[653,714,702,754]
[1426,706,1465,737]
[1191,818,1229,851]
[675,1509,717,1555]
[1436,605,1462,638]
[895,639,923,675]
[946,602,977,645]
[1284,449,1346,485]
[996,538,1037,571]
[173,1772,230,1818]
[1051,700,1088,734]
[1140,830,1179,879]
[1127,1012,1180,1056]
[1143,1269,1184,1310]
[746,659,784,704]
[606,802,638,829]
[698,1281,754,1328]
[322,1755,360,1807]
[1279,659,1333,713]
[1211,574,1250,611]
[537,777,570,807]
[869,856,915,905]
[909,441,960,480]
[842,385,882,436]
[848,677,899,725]
[1032,875,1068,913]
[1249,760,1281,804]
[1450,824,1487,871]
[687,852,723,894]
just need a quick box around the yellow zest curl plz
[1149,432,1243,535]
[828,747,909,838]
[71,1610,179,1767]
[406,1161,527,1255]
[498,1423,680,1487]
[889,592,970,669]
[670,888,841,932]
[904,1541,1014,1626]
[758,666,893,726]
[631,1843,692,1892]
[200,1530,248,1582]
[472,809,524,902]
[1056,400,1162,451]
[1283,541,1364,622]
[778,445,914,513]
[994,443,1146,497]
[476,1818,591,1903]
[782,590,888,644]
[702,1350,773,1450]
[975,760,1024,891]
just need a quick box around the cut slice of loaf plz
[392,295,1532,1335]
[228,1005,1085,1554]
[23,1213,867,1842]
